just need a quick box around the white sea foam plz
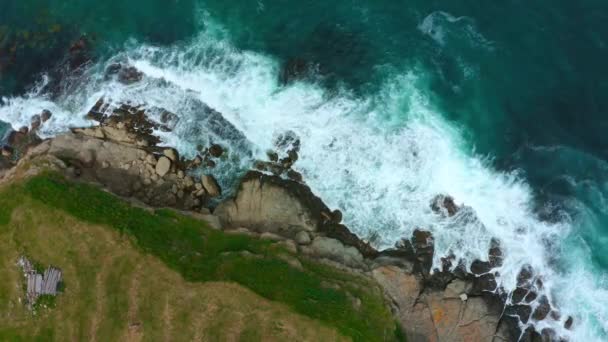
[0,21,606,341]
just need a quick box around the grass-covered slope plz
[0,174,401,341]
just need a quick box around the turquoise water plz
[2,1,608,340]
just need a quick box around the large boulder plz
[308,237,364,268]
[215,171,377,257]
[155,157,171,177]
[373,265,506,342]
[215,171,322,235]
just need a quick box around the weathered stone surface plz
[163,148,179,162]
[531,295,551,321]
[201,174,221,197]
[208,144,224,158]
[215,171,322,234]
[294,231,311,245]
[145,154,157,165]
[372,266,436,342]
[309,237,364,268]
[431,194,459,217]
[155,156,171,177]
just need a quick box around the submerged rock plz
[208,144,224,158]
[279,58,317,85]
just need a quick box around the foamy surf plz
[0,22,606,341]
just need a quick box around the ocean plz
[1,1,608,340]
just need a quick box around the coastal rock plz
[286,169,303,182]
[155,156,171,177]
[208,144,224,158]
[431,194,459,217]
[106,63,143,84]
[31,115,42,131]
[279,58,316,85]
[564,316,573,330]
[163,148,179,162]
[41,110,52,122]
[201,174,221,197]
[309,237,364,268]
[215,171,324,234]
[145,154,157,165]
[215,171,377,257]
[531,295,552,321]
[412,229,434,273]
[118,66,143,84]
[266,150,279,162]
[295,231,311,245]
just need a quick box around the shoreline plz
[0,96,569,341]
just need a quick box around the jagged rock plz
[431,194,459,217]
[155,156,171,177]
[512,287,537,304]
[295,231,311,245]
[274,131,300,154]
[208,144,224,158]
[254,160,285,175]
[488,239,503,267]
[267,150,279,162]
[309,237,364,268]
[472,273,498,293]
[41,110,52,122]
[201,174,221,197]
[505,304,533,324]
[470,260,492,275]
[517,265,534,287]
[412,229,434,273]
[286,169,303,182]
[564,316,573,330]
[331,209,343,223]
[31,115,41,131]
[532,295,551,321]
[114,63,144,85]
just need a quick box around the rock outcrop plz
[0,99,551,342]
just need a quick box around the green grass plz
[0,173,400,342]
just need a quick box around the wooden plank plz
[27,274,35,294]
[34,274,42,294]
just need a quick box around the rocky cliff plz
[0,101,558,342]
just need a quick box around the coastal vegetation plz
[0,173,400,341]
